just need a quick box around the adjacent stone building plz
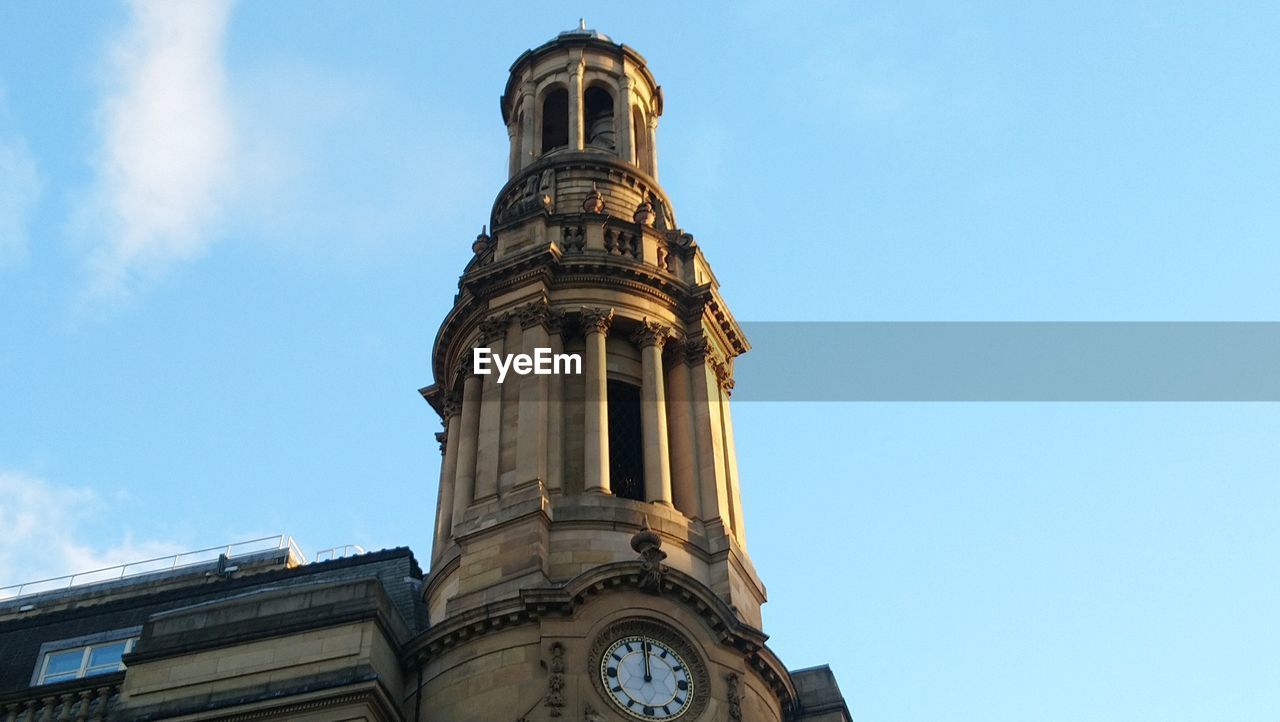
[0,26,852,721]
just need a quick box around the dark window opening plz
[541,88,569,153]
[584,86,615,150]
[608,380,644,501]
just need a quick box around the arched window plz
[631,106,649,172]
[607,379,644,501]
[541,88,568,153]
[584,86,615,150]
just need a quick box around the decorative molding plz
[630,517,668,593]
[580,307,614,335]
[630,320,671,349]
[546,307,566,334]
[479,315,508,343]
[453,355,475,380]
[683,338,716,366]
[517,300,551,330]
[441,392,462,419]
[546,641,566,717]
[727,673,743,721]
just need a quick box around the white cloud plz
[0,92,42,268]
[80,0,235,297]
[0,471,183,592]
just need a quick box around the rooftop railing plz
[0,534,306,602]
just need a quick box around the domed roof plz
[555,18,611,43]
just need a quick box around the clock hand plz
[643,641,652,682]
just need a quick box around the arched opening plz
[607,379,644,501]
[584,86,615,150]
[631,106,649,172]
[541,88,569,153]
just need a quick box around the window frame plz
[31,627,141,686]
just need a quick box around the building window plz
[33,630,139,686]
[608,379,645,501]
[584,86,615,150]
[541,88,569,153]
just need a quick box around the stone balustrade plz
[0,678,120,722]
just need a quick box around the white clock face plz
[600,635,694,720]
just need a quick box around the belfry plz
[415,24,852,721]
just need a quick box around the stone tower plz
[414,24,850,722]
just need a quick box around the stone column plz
[686,340,733,529]
[432,393,462,564]
[647,114,660,179]
[451,369,482,531]
[507,122,519,178]
[664,343,698,515]
[568,56,585,151]
[617,75,634,165]
[516,301,551,488]
[717,369,746,546]
[474,316,507,501]
[633,321,674,506]
[581,307,613,494]
[546,310,566,493]
[520,82,536,164]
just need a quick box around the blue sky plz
[1,2,1278,720]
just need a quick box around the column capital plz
[683,338,718,365]
[580,307,614,335]
[479,314,508,343]
[546,307,566,334]
[454,354,477,380]
[631,320,672,348]
[442,391,463,419]
[517,300,551,330]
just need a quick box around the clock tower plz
[413,24,850,722]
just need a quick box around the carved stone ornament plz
[727,673,743,721]
[588,619,709,721]
[546,641,566,717]
[579,307,614,335]
[683,338,714,365]
[633,197,655,227]
[630,320,671,349]
[434,431,447,455]
[472,225,491,255]
[479,315,508,343]
[630,517,668,593]
[441,391,462,419]
[518,300,551,330]
[584,703,607,722]
[546,307,566,334]
[500,168,556,222]
[453,354,476,379]
[583,181,606,214]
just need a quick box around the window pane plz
[86,641,128,670]
[43,649,84,677]
[42,670,79,684]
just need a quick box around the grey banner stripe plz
[730,323,1280,401]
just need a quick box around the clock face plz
[600,635,694,720]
